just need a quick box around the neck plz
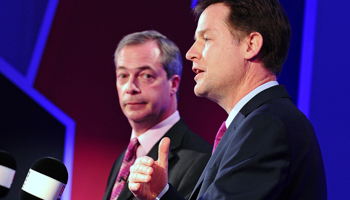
[219,63,276,114]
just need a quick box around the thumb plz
[157,137,170,168]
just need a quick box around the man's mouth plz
[126,102,146,105]
[193,68,204,74]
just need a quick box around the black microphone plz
[20,157,68,200]
[0,150,16,198]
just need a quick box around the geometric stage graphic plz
[0,1,74,199]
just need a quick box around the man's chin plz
[124,111,147,121]
[127,116,146,124]
[194,85,206,98]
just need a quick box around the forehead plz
[195,3,231,37]
[116,41,162,70]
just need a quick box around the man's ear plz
[244,32,263,60]
[169,75,180,96]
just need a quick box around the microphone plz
[0,150,16,198]
[20,157,68,200]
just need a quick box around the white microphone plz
[20,157,68,200]
[0,150,16,198]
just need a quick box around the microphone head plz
[30,157,68,184]
[0,150,16,198]
[20,157,68,200]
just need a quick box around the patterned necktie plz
[110,137,140,200]
[212,121,226,154]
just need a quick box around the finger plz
[134,157,142,164]
[129,182,140,192]
[130,163,153,175]
[136,156,154,167]
[129,171,152,183]
[157,137,170,168]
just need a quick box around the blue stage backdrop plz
[309,0,350,199]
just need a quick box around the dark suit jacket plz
[163,85,327,200]
[102,118,212,200]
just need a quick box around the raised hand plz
[129,137,170,200]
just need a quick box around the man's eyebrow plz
[116,66,153,71]
[116,66,126,70]
[194,28,211,40]
[138,66,152,70]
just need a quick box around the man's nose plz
[186,41,201,61]
[125,77,141,94]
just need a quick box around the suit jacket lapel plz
[189,166,205,200]
[191,85,291,199]
[191,112,245,199]
[147,118,187,161]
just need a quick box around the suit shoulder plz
[182,129,212,153]
[166,119,212,154]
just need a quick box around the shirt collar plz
[225,81,279,128]
[131,110,180,158]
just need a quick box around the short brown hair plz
[194,0,291,76]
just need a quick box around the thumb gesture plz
[129,137,170,200]
[155,137,170,171]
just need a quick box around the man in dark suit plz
[102,30,212,200]
[128,1,327,200]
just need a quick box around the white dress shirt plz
[225,81,278,128]
[130,110,180,158]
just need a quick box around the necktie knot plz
[125,137,139,160]
[128,137,139,150]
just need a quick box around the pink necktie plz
[110,137,140,200]
[212,121,226,154]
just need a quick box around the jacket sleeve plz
[161,184,186,200]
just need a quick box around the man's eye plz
[143,74,153,79]
[118,74,127,78]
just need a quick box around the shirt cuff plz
[155,183,169,200]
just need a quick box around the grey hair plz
[114,30,183,79]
